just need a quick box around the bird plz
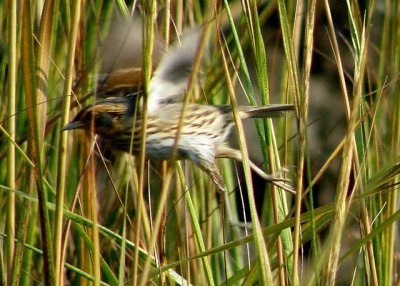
[63,96,295,192]
[63,28,295,193]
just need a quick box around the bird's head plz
[62,96,137,136]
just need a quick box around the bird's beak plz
[62,121,84,131]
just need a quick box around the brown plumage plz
[63,96,295,192]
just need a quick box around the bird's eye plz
[95,113,114,129]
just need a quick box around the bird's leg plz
[215,146,281,181]
[215,146,295,194]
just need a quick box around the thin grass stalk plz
[384,2,400,285]
[351,114,376,285]
[218,21,273,285]
[36,0,58,281]
[19,195,37,286]
[135,1,156,284]
[75,8,91,285]
[359,205,378,285]
[139,13,214,286]
[139,7,212,284]
[276,0,304,284]
[163,0,171,46]
[300,0,318,279]
[126,103,152,245]
[176,163,215,284]
[389,0,400,95]
[87,152,103,286]
[0,130,36,286]
[80,146,91,284]
[370,5,386,283]
[54,1,81,284]
[175,0,183,33]
[222,2,292,281]
[36,0,56,146]
[11,191,30,286]
[147,165,162,281]
[167,12,211,194]
[118,185,129,284]
[382,75,399,282]
[173,169,190,282]
[316,5,352,281]
[291,1,302,63]
[220,160,249,275]
[386,106,400,277]
[324,1,370,283]
[21,2,54,284]
[220,2,250,276]
[60,139,90,285]
[350,2,378,284]
[323,0,351,119]
[250,2,295,283]
[87,149,101,286]
[376,1,390,88]
[6,0,17,283]
[115,0,129,17]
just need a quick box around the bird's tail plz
[239,104,296,119]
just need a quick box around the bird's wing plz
[148,29,202,113]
